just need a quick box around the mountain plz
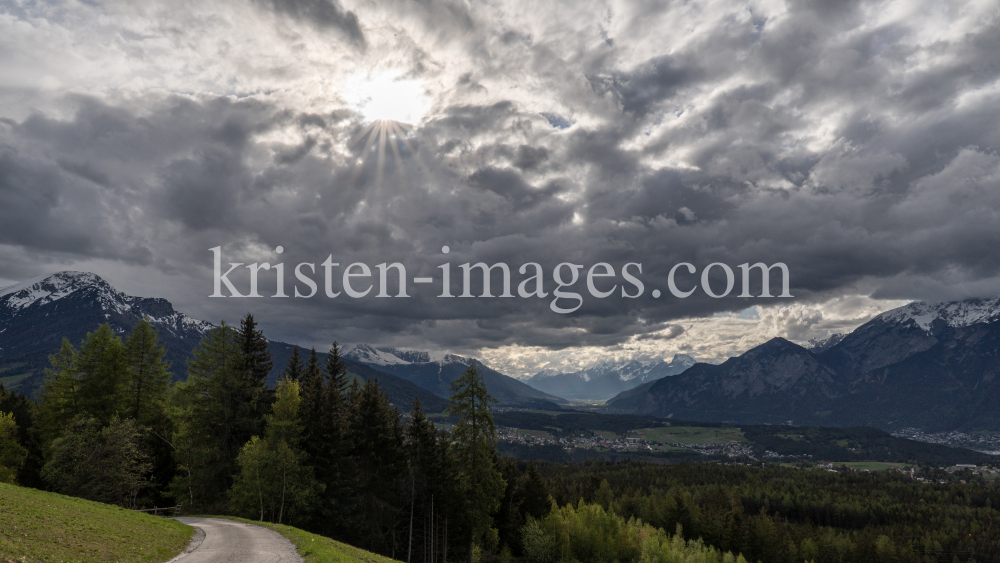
[342,344,567,408]
[0,272,449,412]
[268,345,449,413]
[0,272,212,393]
[523,354,696,401]
[607,298,1000,432]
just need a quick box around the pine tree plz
[347,378,406,554]
[169,322,247,512]
[299,349,324,431]
[36,324,128,446]
[238,313,274,434]
[315,342,351,536]
[123,319,171,426]
[521,461,551,520]
[446,360,505,563]
[282,347,304,383]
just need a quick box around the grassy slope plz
[220,517,400,563]
[0,483,192,562]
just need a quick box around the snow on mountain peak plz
[341,344,413,366]
[672,354,697,366]
[0,271,109,310]
[876,298,1000,331]
[0,271,213,336]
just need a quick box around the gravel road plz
[169,517,303,563]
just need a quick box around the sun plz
[345,71,429,125]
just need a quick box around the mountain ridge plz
[0,271,448,411]
[608,298,1000,432]
[341,343,567,408]
[522,354,697,401]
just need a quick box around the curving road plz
[169,517,303,563]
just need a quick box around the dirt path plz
[169,517,303,563]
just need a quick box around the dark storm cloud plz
[251,0,366,47]
[2,0,1000,357]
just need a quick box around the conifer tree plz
[123,319,171,426]
[299,348,324,431]
[282,347,304,383]
[315,342,352,536]
[520,461,551,520]
[347,378,406,554]
[238,313,274,433]
[37,324,128,445]
[169,322,246,512]
[230,377,319,525]
[447,360,505,563]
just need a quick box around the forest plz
[1,317,999,563]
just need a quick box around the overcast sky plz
[1,0,998,375]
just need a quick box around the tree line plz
[0,316,555,562]
[8,316,994,562]
[537,460,1000,563]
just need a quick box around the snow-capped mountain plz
[0,271,213,393]
[806,333,846,353]
[0,272,451,412]
[874,298,1000,331]
[341,344,465,367]
[342,344,566,407]
[524,354,696,401]
[609,297,1000,432]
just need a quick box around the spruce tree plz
[299,348,324,439]
[169,322,246,512]
[316,342,351,536]
[520,461,551,520]
[123,319,174,506]
[37,324,128,446]
[446,360,505,563]
[347,378,406,554]
[282,347,304,383]
[123,319,171,426]
[238,313,274,433]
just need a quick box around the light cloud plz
[0,0,997,371]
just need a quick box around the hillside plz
[524,354,696,401]
[0,482,192,562]
[607,297,1000,432]
[343,344,566,408]
[0,272,211,394]
[0,272,449,412]
[269,343,450,412]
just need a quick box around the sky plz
[1,0,998,376]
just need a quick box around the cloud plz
[0,0,999,368]
[251,0,366,47]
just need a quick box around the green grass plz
[0,482,193,562]
[0,372,30,390]
[840,461,909,471]
[220,517,401,563]
[631,426,746,445]
[593,430,617,439]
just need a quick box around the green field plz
[840,461,909,471]
[0,372,30,391]
[221,517,400,563]
[631,426,746,445]
[594,430,617,439]
[0,482,193,562]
